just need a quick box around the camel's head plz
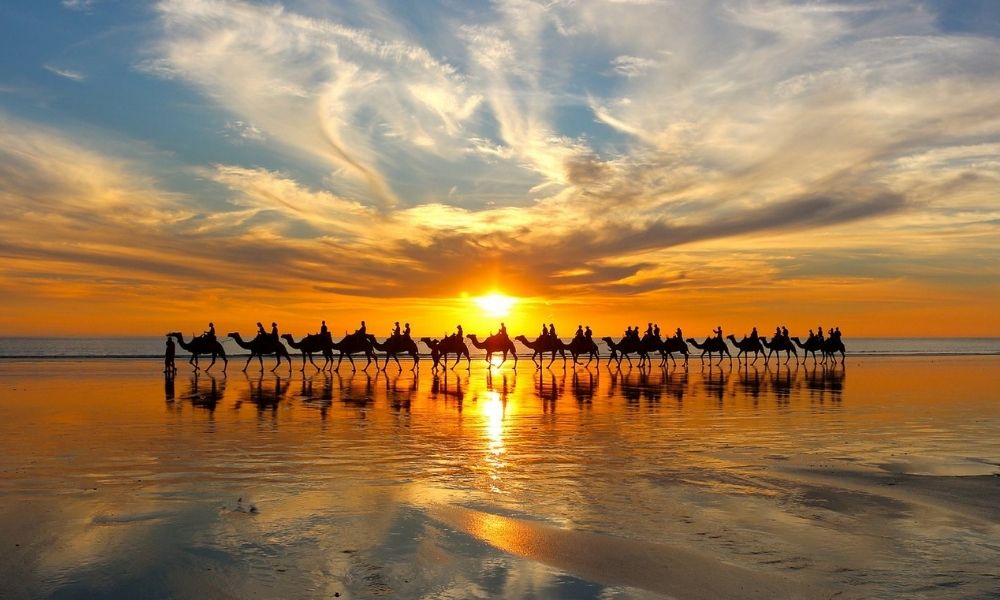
[601,336,614,344]
[226,332,239,338]
[420,337,438,348]
[465,334,477,340]
[280,333,293,340]
[685,338,696,344]
[727,334,736,341]
[165,331,181,338]
[514,335,527,342]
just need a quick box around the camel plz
[281,333,333,371]
[514,334,567,368]
[419,338,445,371]
[166,332,227,371]
[822,336,846,363]
[227,332,292,372]
[565,336,600,366]
[466,333,518,368]
[367,334,420,371]
[656,336,690,366]
[421,335,470,369]
[760,336,797,363]
[331,333,376,372]
[601,336,657,368]
[791,336,824,363]
[726,334,766,364]
[686,336,731,364]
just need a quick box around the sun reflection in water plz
[481,391,506,492]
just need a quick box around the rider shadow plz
[299,372,334,419]
[171,371,226,413]
[237,372,287,418]
[572,370,596,405]
[430,371,466,413]
[803,364,846,404]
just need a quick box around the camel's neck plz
[230,335,251,349]
[468,337,485,349]
[173,335,193,350]
[285,337,301,349]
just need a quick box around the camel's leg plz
[206,355,216,371]
[335,354,344,371]
[393,355,402,370]
[465,351,471,370]
[348,354,357,373]
[242,354,253,372]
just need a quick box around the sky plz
[1,0,999,337]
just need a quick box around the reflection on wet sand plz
[1,357,997,599]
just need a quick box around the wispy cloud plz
[44,64,86,82]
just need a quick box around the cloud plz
[44,65,86,82]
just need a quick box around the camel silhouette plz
[726,334,766,364]
[791,336,823,363]
[331,333,376,372]
[367,334,420,371]
[466,333,518,368]
[419,337,444,371]
[601,335,658,368]
[823,336,846,363]
[514,334,567,368]
[566,336,600,367]
[760,336,797,363]
[686,336,731,364]
[655,336,690,366]
[421,336,471,369]
[228,331,292,372]
[281,333,333,372]
[166,332,228,372]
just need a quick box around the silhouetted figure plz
[782,326,789,338]
[749,327,758,342]
[575,325,584,338]
[817,326,825,342]
[675,327,683,339]
[714,326,723,340]
[625,326,633,339]
[456,324,463,339]
[585,325,593,339]
[774,326,782,339]
[164,337,176,375]
[404,322,411,338]
[203,322,216,342]
[499,322,508,338]
[271,322,279,342]
[808,329,815,342]
[393,321,401,337]
[653,324,660,338]
[320,320,328,336]
[356,320,367,336]
[256,321,266,340]
[645,323,653,337]
[541,323,549,338]
[549,323,557,339]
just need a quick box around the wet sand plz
[0,356,998,598]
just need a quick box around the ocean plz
[0,336,998,359]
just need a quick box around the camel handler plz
[164,337,177,375]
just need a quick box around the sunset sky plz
[1,0,998,337]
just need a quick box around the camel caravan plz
[165,319,845,374]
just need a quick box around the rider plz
[713,326,723,340]
[256,321,266,340]
[271,322,279,341]
[584,325,593,339]
[355,320,367,337]
[540,323,549,339]
[749,327,758,342]
[202,322,216,341]
[320,320,328,335]
[645,323,653,337]
[817,327,825,342]
[403,323,411,338]
[675,327,683,339]
[782,326,789,339]
[456,324,464,339]
[549,323,557,339]
[393,321,401,337]
[575,325,584,338]
[653,324,660,338]
[499,322,508,338]
[625,325,633,339]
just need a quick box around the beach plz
[1,356,998,598]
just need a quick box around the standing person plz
[164,337,176,375]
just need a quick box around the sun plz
[475,293,516,318]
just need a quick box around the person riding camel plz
[320,320,328,335]
[653,324,660,338]
[675,327,683,339]
[540,323,549,339]
[575,325,584,338]
[256,322,266,341]
[585,325,593,339]
[271,322,279,342]
[625,326,633,339]
[355,320,367,338]
[499,322,508,339]
[750,327,758,342]
[817,327,825,342]
[782,326,789,339]
[645,323,653,337]
[403,323,411,338]
[549,323,557,340]
[393,321,401,338]
[202,322,216,342]
[456,324,463,340]
[713,326,723,340]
